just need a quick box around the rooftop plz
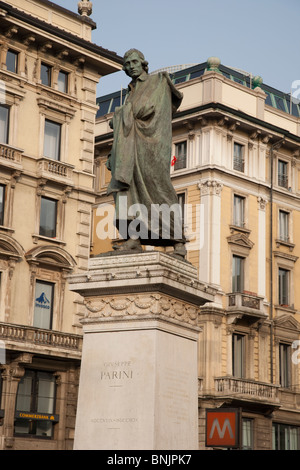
[96,59,300,119]
[0,0,123,68]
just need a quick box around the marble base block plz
[68,251,215,450]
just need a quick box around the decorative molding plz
[257,196,267,210]
[37,96,76,120]
[84,293,200,326]
[4,26,18,38]
[274,314,300,333]
[0,233,24,262]
[25,245,76,271]
[198,179,223,196]
[275,239,295,252]
[227,232,254,250]
[69,252,216,308]
[78,1,93,16]
[39,42,52,53]
[273,251,298,263]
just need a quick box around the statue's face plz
[123,52,144,79]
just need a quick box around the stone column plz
[198,179,223,292]
[68,251,215,450]
[257,196,267,299]
[0,353,32,449]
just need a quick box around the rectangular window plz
[57,70,68,93]
[6,49,18,73]
[278,160,288,188]
[233,143,245,172]
[174,141,187,170]
[279,343,291,388]
[40,196,57,238]
[33,280,54,329]
[232,333,245,378]
[242,418,253,450]
[0,185,5,226]
[233,195,245,227]
[15,370,56,438]
[177,192,185,226]
[40,62,52,87]
[232,255,244,293]
[272,423,300,450]
[279,210,289,242]
[278,268,289,306]
[0,105,9,144]
[44,119,61,160]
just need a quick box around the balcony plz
[227,292,267,324]
[0,143,23,171]
[0,322,82,359]
[36,158,74,187]
[198,376,280,409]
[213,377,280,406]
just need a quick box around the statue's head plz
[123,49,149,78]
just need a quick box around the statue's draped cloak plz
[107,71,184,246]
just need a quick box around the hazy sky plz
[53,0,300,98]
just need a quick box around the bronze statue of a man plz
[106,49,186,258]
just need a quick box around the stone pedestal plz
[68,251,215,450]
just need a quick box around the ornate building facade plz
[1,0,300,452]
[93,59,300,450]
[0,0,122,450]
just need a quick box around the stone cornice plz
[68,251,216,310]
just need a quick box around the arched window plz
[26,246,76,331]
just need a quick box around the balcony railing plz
[0,143,23,170]
[227,292,267,324]
[37,158,74,186]
[228,292,263,310]
[233,157,244,173]
[214,377,279,402]
[0,322,82,357]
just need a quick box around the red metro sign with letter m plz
[206,408,240,448]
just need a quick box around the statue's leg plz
[112,230,143,252]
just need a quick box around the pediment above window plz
[0,233,24,261]
[274,314,300,333]
[273,251,298,264]
[25,245,76,271]
[37,96,76,120]
[0,72,26,104]
[227,232,254,251]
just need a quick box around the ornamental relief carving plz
[83,294,199,326]
[198,179,223,196]
[257,196,267,210]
